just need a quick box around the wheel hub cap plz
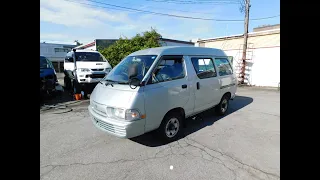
[165,118,179,138]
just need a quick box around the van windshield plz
[75,52,105,62]
[103,55,157,83]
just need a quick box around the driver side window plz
[151,55,185,84]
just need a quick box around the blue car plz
[40,56,57,97]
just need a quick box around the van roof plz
[129,46,227,57]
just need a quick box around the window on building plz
[214,58,233,76]
[151,55,185,83]
[191,57,217,79]
[54,48,70,53]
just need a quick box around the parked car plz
[63,49,112,97]
[40,56,57,97]
[88,46,237,142]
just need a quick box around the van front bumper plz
[88,105,146,138]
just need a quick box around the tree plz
[99,29,162,67]
[74,40,83,46]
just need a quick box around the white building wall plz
[198,30,280,87]
[223,47,280,87]
[40,43,75,62]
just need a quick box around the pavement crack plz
[184,136,280,179]
[40,154,174,177]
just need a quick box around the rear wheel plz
[64,76,71,90]
[72,79,81,94]
[215,94,230,116]
[157,112,183,142]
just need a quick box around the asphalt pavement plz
[40,87,280,180]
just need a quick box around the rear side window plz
[151,55,185,84]
[214,58,233,76]
[191,57,217,79]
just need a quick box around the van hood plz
[90,83,138,108]
[76,61,111,69]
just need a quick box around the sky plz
[40,0,280,45]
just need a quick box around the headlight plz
[104,68,112,73]
[78,68,91,72]
[107,107,141,121]
[125,109,141,121]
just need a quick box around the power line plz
[63,0,279,22]
[144,0,240,4]
[107,0,225,15]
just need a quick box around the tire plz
[157,112,183,142]
[72,79,81,94]
[215,94,230,116]
[64,76,71,90]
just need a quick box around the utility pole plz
[240,0,250,84]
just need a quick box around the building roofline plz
[40,42,77,47]
[197,28,280,43]
[160,38,194,45]
[74,41,95,49]
[75,37,195,49]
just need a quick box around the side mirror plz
[130,77,140,86]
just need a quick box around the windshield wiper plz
[117,81,129,84]
[98,79,114,87]
[104,79,116,87]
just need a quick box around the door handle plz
[196,82,200,90]
[182,84,187,89]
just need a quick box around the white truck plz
[63,49,112,97]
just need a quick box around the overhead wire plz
[63,0,279,22]
[106,0,226,15]
[144,0,240,4]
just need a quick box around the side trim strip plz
[220,83,236,89]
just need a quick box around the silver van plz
[88,46,237,142]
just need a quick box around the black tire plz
[157,112,183,142]
[64,76,71,90]
[81,85,90,99]
[215,94,230,116]
[72,79,81,94]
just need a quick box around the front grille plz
[94,118,126,136]
[91,69,104,71]
[86,74,105,78]
[95,119,115,133]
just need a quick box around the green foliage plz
[99,29,162,67]
[74,40,82,46]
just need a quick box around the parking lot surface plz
[40,88,280,180]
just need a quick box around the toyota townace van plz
[88,46,237,142]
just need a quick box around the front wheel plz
[215,94,230,116]
[157,112,183,142]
